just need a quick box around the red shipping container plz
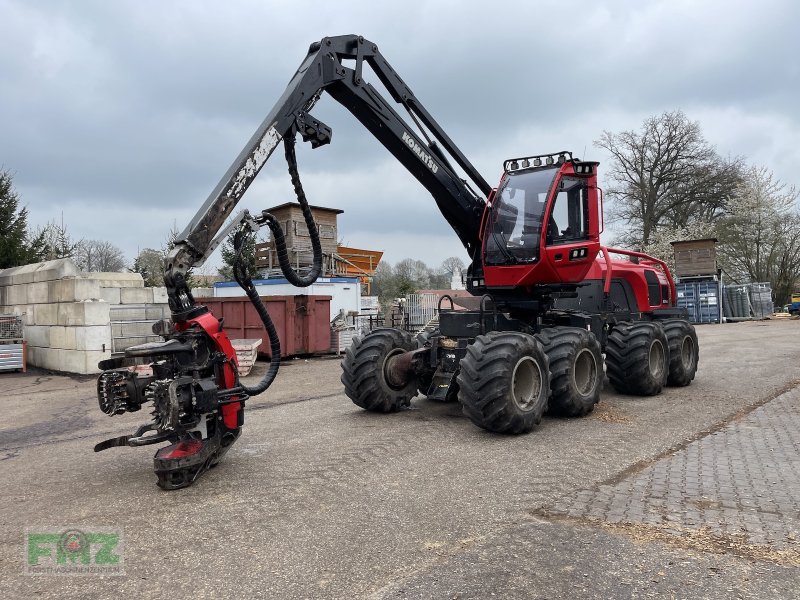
[196,295,332,357]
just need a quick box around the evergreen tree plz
[0,170,43,268]
[219,230,257,281]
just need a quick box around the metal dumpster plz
[196,295,332,357]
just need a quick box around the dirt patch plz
[592,402,631,424]
[535,511,800,567]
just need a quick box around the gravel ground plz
[0,320,798,599]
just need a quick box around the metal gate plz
[402,293,438,333]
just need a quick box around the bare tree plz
[595,110,742,248]
[717,166,800,304]
[75,239,128,272]
[440,256,465,276]
[394,258,432,290]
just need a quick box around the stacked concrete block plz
[0,259,115,374]
[0,259,175,373]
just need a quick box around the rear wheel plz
[605,321,669,396]
[341,328,417,412]
[538,327,603,417]
[457,331,549,434]
[662,319,699,386]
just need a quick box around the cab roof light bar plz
[503,151,597,175]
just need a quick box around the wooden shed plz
[255,202,343,272]
[670,238,718,278]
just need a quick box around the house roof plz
[264,202,344,215]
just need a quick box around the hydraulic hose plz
[261,136,323,287]
[232,135,324,396]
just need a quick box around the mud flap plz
[427,368,460,402]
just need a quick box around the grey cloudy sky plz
[2,0,799,271]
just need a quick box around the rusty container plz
[196,295,332,357]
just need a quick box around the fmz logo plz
[25,528,124,575]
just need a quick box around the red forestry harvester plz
[93,35,698,489]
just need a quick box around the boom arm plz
[165,34,490,315]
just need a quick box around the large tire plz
[537,327,603,417]
[456,331,550,434]
[341,328,417,412]
[605,321,669,396]
[662,319,699,386]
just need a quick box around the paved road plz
[0,320,798,598]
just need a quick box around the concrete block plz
[54,278,102,302]
[121,322,154,337]
[32,259,80,283]
[91,273,144,288]
[24,325,50,347]
[193,287,213,298]
[33,303,59,326]
[0,259,79,286]
[83,350,110,374]
[7,285,27,305]
[20,306,34,326]
[58,301,110,326]
[120,287,153,304]
[58,349,87,374]
[49,326,67,349]
[152,287,168,303]
[26,282,49,304]
[75,325,112,351]
[0,286,6,306]
[99,287,121,304]
[111,306,147,321]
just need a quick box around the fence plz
[348,293,440,335]
[722,282,773,321]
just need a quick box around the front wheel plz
[605,321,669,396]
[457,332,550,434]
[341,328,417,412]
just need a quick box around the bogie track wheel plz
[605,321,670,396]
[457,332,550,434]
[538,327,603,417]
[662,319,699,386]
[341,328,418,412]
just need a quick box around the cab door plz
[541,176,600,283]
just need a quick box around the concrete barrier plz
[0,259,169,374]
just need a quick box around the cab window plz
[547,177,589,245]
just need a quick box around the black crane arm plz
[165,35,490,313]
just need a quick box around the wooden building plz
[670,238,718,278]
[255,203,343,275]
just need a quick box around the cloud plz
[2,0,798,273]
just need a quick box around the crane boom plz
[166,34,490,315]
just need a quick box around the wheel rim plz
[648,339,665,379]
[573,348,598,396]
[680,335,696,370]
[382,348,406,390]
[511,356,543,411]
